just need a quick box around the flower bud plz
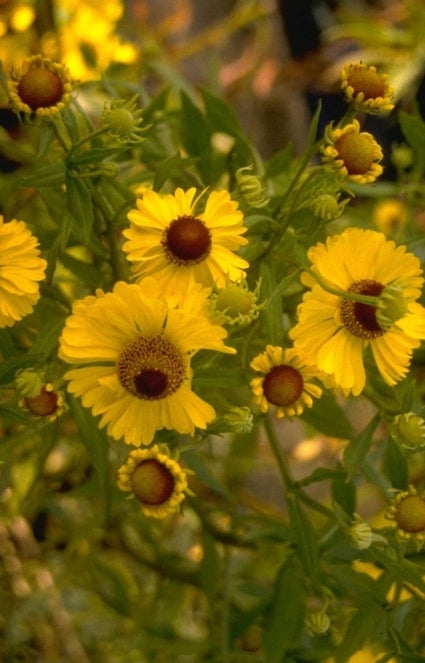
[305,609,330,636]
[14,369,44,398]
[376,283,408,331]
[236,164,269,208]
[223,406,254,434]
[390,413,425,450]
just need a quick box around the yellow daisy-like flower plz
[0,216,47,328]
[385,485,425,547]
[289,227,425,395]
[58,278,235,447]
[8,55,72,117]
[321,120,383,183]
[123,187,249,303]
[340,62,394,114]
[250,345,322,418]
[117,444,191,518]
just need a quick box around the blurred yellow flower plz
[372,198,408,236]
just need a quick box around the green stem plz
[304,266,381,307]
[263,415,295,489]
[91,187,129,282]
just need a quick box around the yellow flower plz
[0,216,46,328]
[59,278,235,446]
[117,445,191,518]
[250,345,322,418]
[321,120,383,183]
[372,198,408,236]
[340,62,394,114]
[123,188,249,303]
[386,486,425,547]
[289,228,425,395]
[9,55,72,117]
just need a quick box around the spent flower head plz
[117,444,193,518]
[8,55,72,117]
[386,485,425,549]
[390,413,425,450]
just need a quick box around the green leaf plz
[68,147,126,167]
[332,469,356,518]
[153,151,187,191]
[286,493,321,591]
[65,173,95,243]
[179,91,212,182]
[334,604,386,663]
[0,354,43,385]
[383,436,408,490]
[19,162,66,187]
[263,556,305,663]
[180,449,231,500]
[343,413,380,481]
[69,397,108,491]
[302,391,355,439]
[399,110,425,173]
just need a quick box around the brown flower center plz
[262,365,304,407]
[18,67,64,110]
[347,69,386,100]
[395,495,425,533]
[130,459,175,505]
[163,215,211,265]
[117,336,186,400]
[335,132,376,175]
[340,280,385,339]
[24,387,59,417]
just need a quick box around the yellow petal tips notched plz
[250,345,322,419]
[0,216,47,328]
[289,227,425,395]
[123,187,249,303]
[58,278,235,447]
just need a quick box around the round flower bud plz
[223,406,254,433]
[235,164,269,208]
[102,94,146,143]
[349,520,373,550]
[376,283,409,331]
[14,368,44,398]
[386,486,425,547]
[391,143,414,171]
[390,413,425,450]
[305,609,330,636]
[312,194,344,221]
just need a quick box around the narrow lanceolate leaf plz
[65,173,95,243]
[286,493,321,591]
[343,413,380,481]
[334,604,386,663]
[69,397,108,491]
[263,556,305,663]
